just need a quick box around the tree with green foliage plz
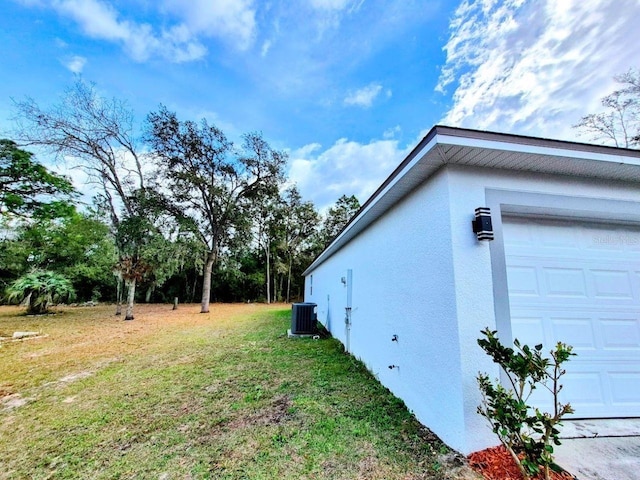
[6,270,75,314]
[279,186,320,302]
[113,214,157,319]
[320,194,360,248]
[251,194,280,303]
[13,79,148,319]
[0,139,76,218]
[477,328,575,480]
[251,187,319,304]
[146,106,286,313]
[0,210,117,301]
[575,68,639,148]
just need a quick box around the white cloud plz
[161,0,256,51]
[64,55,87,73]
[14,0,45,5]
[34,0,256,63]
[437,0,640,142]
[48,0,206,62]
[261,40,272,57]
[344,83,385,108]
[383,125,401,139]
[310,0,351,11]
[288,136,411,211]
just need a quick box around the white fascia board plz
[437,134,640,166]
[303,128,640,276]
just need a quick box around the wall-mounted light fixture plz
[472,207,494,241]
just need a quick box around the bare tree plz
[146,106,286,313]
[12,79,146,319]
[575,68,640,148]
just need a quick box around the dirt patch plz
[0,333,48,343]
[438,452,484,480]
[1,393,33,411]
[56,371,94,384]
[0,386,15,398]
[226,394,294,430]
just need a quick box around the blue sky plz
[1,0,639,210]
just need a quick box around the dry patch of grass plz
[0,303,474,479]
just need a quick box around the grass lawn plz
[0,304,476,479]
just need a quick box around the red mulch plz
[468,445,575,480]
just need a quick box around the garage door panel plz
[505,265,540,296]
[511,311,640,357]
[506,218,640,258]
[504,216,640,418]
[544,267,588,298]
[507,263,640,306]
[550,317,597,350]
[601,318,640,350]
[592,270,634,299]
[610,372,640,405]
[526,370,606,413]
[510,315,546,345]
[502,219,536,246]
[511,306,602,353]
[538,224,580,249]
[588,228,640,253]
[562,371,607,407]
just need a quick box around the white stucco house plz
[302,126,640,454]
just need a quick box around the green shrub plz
[6,270,75,314]
[477,328,575,480]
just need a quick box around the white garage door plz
[503,216,640,418]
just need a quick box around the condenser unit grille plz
[291,303,318,334]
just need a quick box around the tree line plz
[1,80,361,318]
[2,69,638,317]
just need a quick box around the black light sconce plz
[472,207,494,241]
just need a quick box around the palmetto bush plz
[6,270,76,314]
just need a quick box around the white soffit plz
[303,126,640,275]
[437,134,640,181]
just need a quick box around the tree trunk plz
[115,276,123,316]
[265,240,270,304]
[201,252,215,313]
[280,274,285,303]
[145,285,153,303]
[286,253,293,304]
[27,293,47,315]
[189,271,197,303]
[274,273,279,303]
[124,279,136,320]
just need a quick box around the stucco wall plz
[305,169,494,453]
[305,164,640,454]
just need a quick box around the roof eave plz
[303,126,640,276]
